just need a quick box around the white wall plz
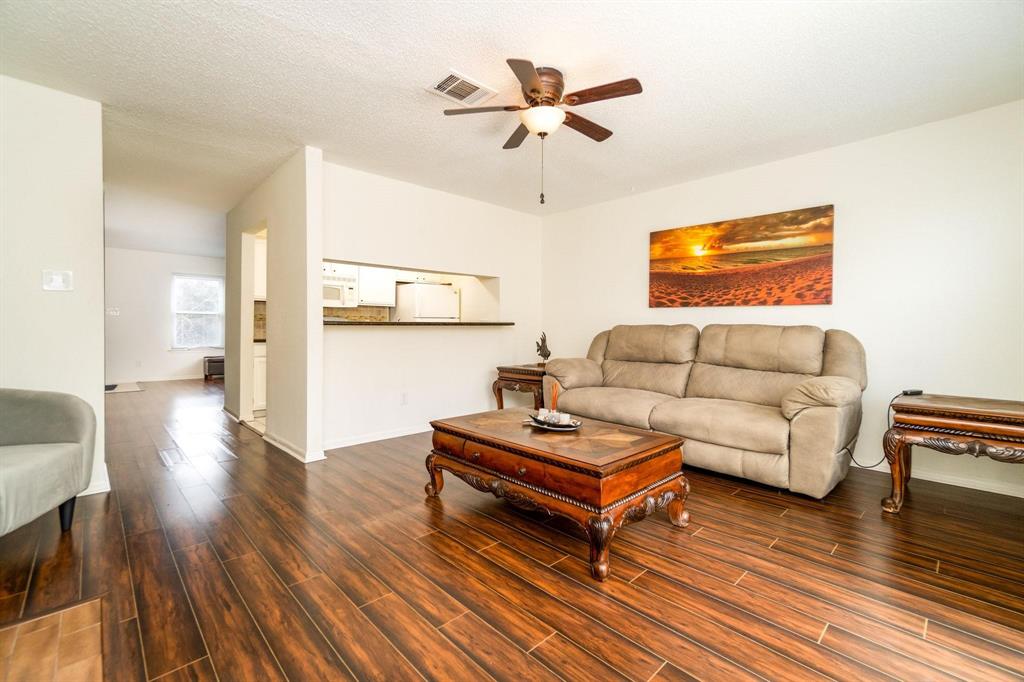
[104,247,225,383]
[0,76,108,494]
[226,147,323,462]
[541,101,1024,497]
[322,163,543,447]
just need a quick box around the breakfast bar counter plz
[324,319,514,326]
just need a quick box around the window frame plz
[170,273,225,350]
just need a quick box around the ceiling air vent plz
[429,70,497,107]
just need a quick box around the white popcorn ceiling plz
[1,1,1021,216]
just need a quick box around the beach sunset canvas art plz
[649,205,834,307]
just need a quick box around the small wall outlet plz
[106,307,120,316]
[400,392,408,406]
[42,270,73,291]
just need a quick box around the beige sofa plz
[542,324,867,499]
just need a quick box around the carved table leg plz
[586,515,616,581]
[424,453,444,497]
[882,428,910,513]
[667,475,691,527]
[532,386,543,410]
[492,380,504,409]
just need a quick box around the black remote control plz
[901,389,923,396]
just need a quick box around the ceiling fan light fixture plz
[519,105,566,135]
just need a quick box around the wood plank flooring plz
[1,379,1022,681]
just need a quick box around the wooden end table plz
[883,394,1024,513]
[492,363,545,409]
[426,408,689,581]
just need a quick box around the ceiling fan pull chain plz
[539,132,546,205]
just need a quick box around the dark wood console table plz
[882,394,1024,513]
[492,363,545,409]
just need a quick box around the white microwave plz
[322,263,358,308]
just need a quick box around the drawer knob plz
[516,466,527,477]
[471,452,480,461]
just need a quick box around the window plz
[171,274,224,349]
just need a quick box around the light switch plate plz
[42,270,73,291]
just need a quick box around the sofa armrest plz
[781,376,862,420]
[545,358,603,390]
[788,402,862,499]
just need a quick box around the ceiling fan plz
[443,58,643,149]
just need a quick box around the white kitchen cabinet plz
[253,343,267,410]
[358,266,397,306]
[254,238,268,300]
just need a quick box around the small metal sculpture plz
[536,332,551,362]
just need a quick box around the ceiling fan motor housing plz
[524,67,565,106]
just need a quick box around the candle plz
[551,382,559,411]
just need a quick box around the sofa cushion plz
[605,324,699,364]
[557,387,674,430]
[685,363,812,407]
[682,439,789,489]
[602,360,692,398]
[650,398,791,455]
[0,442,82,536]
[696,324,825,374]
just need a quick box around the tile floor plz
[0,599,102,682]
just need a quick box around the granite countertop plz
[323,319,514,327]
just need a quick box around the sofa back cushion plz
[599,324,698,397]
[602,360,693,398]
[695,324,825,373]
[686,324,825,406]
[822,329,868,389]
[685,364,812,407]
[605,324,699,363]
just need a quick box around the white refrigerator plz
[394,283,460,322]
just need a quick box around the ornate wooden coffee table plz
[425,408,689,580]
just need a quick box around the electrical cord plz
[846,392,902,468]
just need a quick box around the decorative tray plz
[526,413,582,432]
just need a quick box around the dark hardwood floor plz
[2,379,1022,681]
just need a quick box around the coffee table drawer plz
[464,442,545,488]
[432,431,466,458]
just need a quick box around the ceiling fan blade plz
[563,78,642,106]
[563,112,612,142]
[507,58,543,96]
[443,105,525,116]
[502,123,530,150]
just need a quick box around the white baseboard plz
[323,424,430,451]
[263,431,326,464]
[79,475,111,497]
[910,469,1024,499]
[852,460,1024,498]
[107,374,206,384]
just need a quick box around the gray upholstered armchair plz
[0,388,97,535]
